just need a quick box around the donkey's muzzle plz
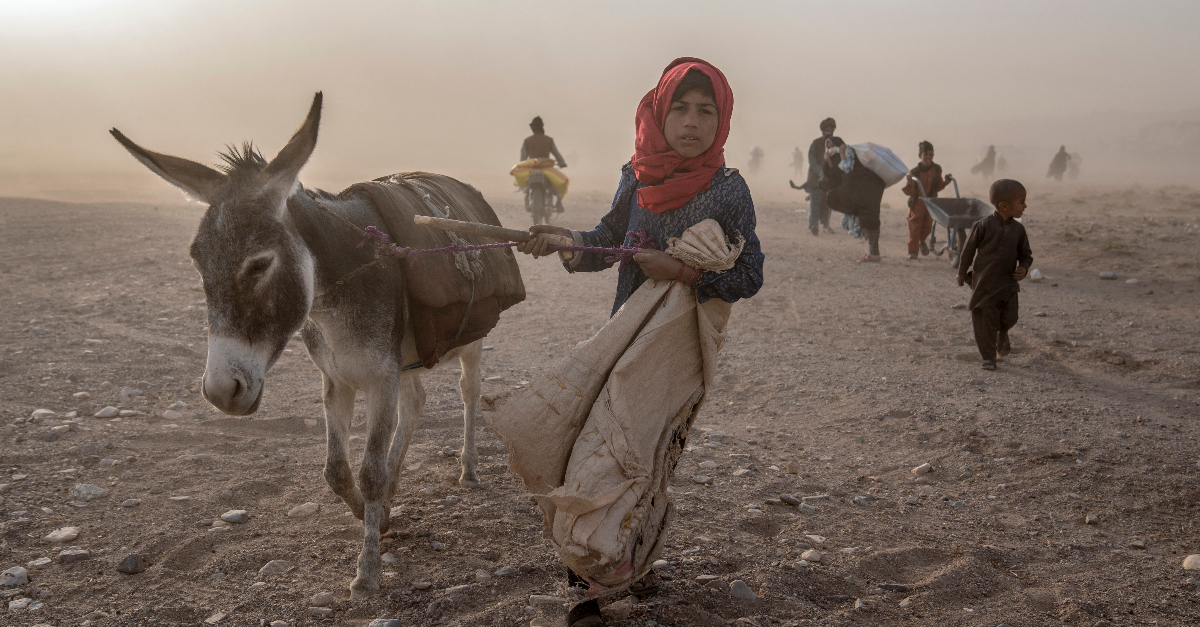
[202,336,268,415]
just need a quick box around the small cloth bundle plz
[486,219,736,589]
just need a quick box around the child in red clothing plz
[901,141,954,259]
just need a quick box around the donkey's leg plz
[385,373,425,502]
[457,341,483,488]
[351,375,401,599]
[321,375,364,520]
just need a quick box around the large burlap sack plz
[851,142,908,188]
[486,219,736,589]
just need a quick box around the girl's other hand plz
[515,225,571,257]
[632,249,684,281]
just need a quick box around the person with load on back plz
[522,116,568,212]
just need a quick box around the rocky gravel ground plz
[0,182,1198,627]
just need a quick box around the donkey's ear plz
[110,129,226,203]
[263,92,322,195]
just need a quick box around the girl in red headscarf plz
[518,57,762,627]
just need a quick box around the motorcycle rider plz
[521,116,568,212]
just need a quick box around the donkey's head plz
[112,93,323,415]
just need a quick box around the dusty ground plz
[0,181,1199,627]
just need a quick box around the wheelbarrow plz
[913,175,992,267]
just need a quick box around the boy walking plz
[957,179,1032,370]
[901,141,953,259]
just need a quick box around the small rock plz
[729,580,757,600]
[779,495,801,506]
[311,591,333,606]
[72,484,109,501]
[367,620,401,627]
[1182,554,1200,570]
[1,567,29,586]
[94,407,119,419]
[162,410,184,421]
[121,498,141,507]
[31,409,56,420]
[911,463,932,476]
[220,509,249,524]
[494,566,517,577]
[602,596,636,622]
[899,597,913,608]
[879,583,909,592]
[799,503,817,514]
[204,612,227,625]
[117,553,147,574]
[951,303,968,310]
[307,607,333,618]
[805,534,826,546]
[1085,513,1099,524]
[1131,540,1146,550]
[706,578,730,593]
[381,553,398,564]
[1099,271,1117,280]
[57,547,91,564]
[257,560,291,579]
[44,526,81,543]
[269,621,288,627]
[413,581,433,590]
[529,594,567,606]
[1029,268,1043,282]
[474,569,492,582]
[698,460,719,469]
[249,582,267,591]
[8,597,32,611]
[26,557,51,569]
[691,475,714,485]
[853,495,876,505]
[732,468,752,477]
[287,502,319,518]
[1125,278,1138,284]
[303,419,318,428]
[801,549,823,563]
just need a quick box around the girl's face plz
[920,150,934,166]
[664,89,719,159]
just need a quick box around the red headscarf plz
[631,57,734,214]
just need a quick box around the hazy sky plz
[3,0,1198,203]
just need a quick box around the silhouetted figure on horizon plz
[970,145,997,180]
[791,146,804,178]
[1047,145,1070,181]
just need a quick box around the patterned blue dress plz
[564,162,764,315]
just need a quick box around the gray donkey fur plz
[111,93,515,597]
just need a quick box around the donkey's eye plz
[241,253,276,280]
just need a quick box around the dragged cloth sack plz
[341,173,525,367]
[485,219,736,589]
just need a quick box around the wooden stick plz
[413,215,574,259]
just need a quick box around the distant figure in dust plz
[996,153,1009,175]
[970,145,997,180]
[1047,145,1071,181]
[791,146,805,178]
[804,118,838,236]
[748,145,764,174]
[1067,152,1082,180]
[521,116,568,211]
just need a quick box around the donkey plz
[111,93,525,597]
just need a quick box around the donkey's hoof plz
[350,577,380,599]
[459,471,481,489]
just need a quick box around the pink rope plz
[357,226,655,266]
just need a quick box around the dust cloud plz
[2,1,1198,206]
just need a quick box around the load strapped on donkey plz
[511,157,569,225]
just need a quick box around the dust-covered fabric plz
[485,219,736,589]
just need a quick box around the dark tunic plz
[957,212,1033,310]
[821,155,885,231]
[565,162,764,315]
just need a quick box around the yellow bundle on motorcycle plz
[510,158,569,197]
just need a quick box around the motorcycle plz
[523,167,556,226]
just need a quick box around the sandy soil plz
[0,181,1198,627]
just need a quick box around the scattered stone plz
[779,495,801,506]
[381,553,398,564]
[691,475,714,485]
[853,495,877,505]
[706,578,730,593]
[1029,268,1043,282]
[799,503,817,514]
[1085,513,1099,524]
[602,596,636,622]
[116,553,147,574]
[413,582,433,590]
[307,607,333,618]
[94,407,119,419]
[805,535,826,546]
[44,527,81,543]
[446,584,471,595]
[9,597,32,610]
[26,557,51,569]
[494,566,517,577]
[729,580,757,600]
[1182,555,1200,570]
[1,567,29,587]
[367,620,401,627]
[310,591,333,607]
[911,463,932,476]
[121,499,141,508]
[249,582,267,591]
[177,453,213,462]
[899,597,914,608]
[269,621,288,627]
[732,468,752,477]
[204,612,227,624]
[801,549,823,563]
[696,574,719,582]
[303,418,318,428]
[56,547,91,564]
[257,560,291,579]
[1099,271,1117,280]
[72,484,109,501]
[1131,540,1146,550]
[699,460,719,469]
[220,509,249,524]
[951,303,968,310]
[528,594,567,606]
[879,583,909,592]
[287,502,319,518]
[1033,311,1047,317]
[474,569,492,582]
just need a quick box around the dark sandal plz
[566,599,605,626]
